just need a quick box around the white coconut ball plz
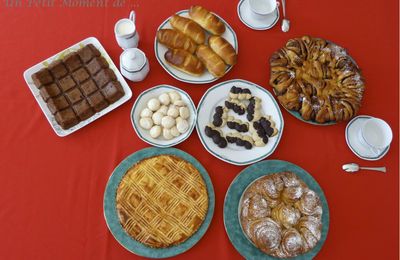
[173,100,186,107]
[152,112,164,125]
[147,98,160,111]
[167,105,179,118]
[149,125,162,138]
[139,117,153,130]
[158,93,170,106]
[140,108,153,118]
[161,116,175,129]
[158,105,168,115]
[179,106,190,119]
[176,117,189,133]
[163,128,174,140]
[170,126,180,137]
[168,91,181,102]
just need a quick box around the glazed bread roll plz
[169,15,206,44]
[157,29,197,54]
[196,45,226,78]
[208,36,237,65]
[189,5,226,35]
[165,49,205,76]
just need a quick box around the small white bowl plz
[131,85,197,147]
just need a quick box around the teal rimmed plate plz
[154,9,238,84]
[131,85,197,148]
[196,79,284,166]
[104,147,215,258]
[224,160,330,259]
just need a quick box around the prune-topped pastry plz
[225,99,246,115]
[212,106,228,127]
[246,97,262,121]
[204,125,227,148]
[226,133,253,149]
[240,172,323,258]
[226,116,249,132]
[229,86,252,100]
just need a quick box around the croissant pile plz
[269,36,365,123]
[157,5,237,78]
[240,172,323,258]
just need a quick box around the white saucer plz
[237,0,280,30]
[345,115,390,161]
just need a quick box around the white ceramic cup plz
[114,11,139,50]
[248,0,278,20]
[358,117,393,155]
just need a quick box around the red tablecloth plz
[0,0,398,259]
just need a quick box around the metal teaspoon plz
[342,163,386,173]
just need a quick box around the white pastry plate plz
[345,115,390,161]
[154,9,238,84]
[196,79,284,166]
[237,0,280,30]
[23,37,132,137]
[131,85,197,148]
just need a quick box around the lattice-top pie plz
[116,155,209,248]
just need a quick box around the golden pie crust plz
[270,36,365,123]
[116,155,209,248]
[240,172,322,258]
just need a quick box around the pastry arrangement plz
[240,171,323,258]
[138,91,191,140]
[32,44,125,129]
[270,36,365,124]
[204,86,278,150]
[156,5,238,78]
[116,154,209,248]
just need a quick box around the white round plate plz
[237,0,280,30]
[154,10,238,84]
[196,79,284,166]
[345,115,390,161]
[131,85,197,147]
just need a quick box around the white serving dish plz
[23,37,132,137]
[154,9,238,84]
[131,85,197,147]
[196,79,284,166]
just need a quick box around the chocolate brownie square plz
[55,108,79,130]
[65,88,84,104]
[72,67,90,84]
[39,83,61,101]
[59,75,76,92]
[101,81,125,104]
[80,79,98,96]
[48,60,68,79]
[77,44,100,63]
[86,56,108,75]
[47,95,69,114]
[63,52,82,72]
[94,68,117,88]
[32,68,53,88]
[72,99,94,121]
[87,91,108,112]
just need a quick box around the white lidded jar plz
[120,48,150,82]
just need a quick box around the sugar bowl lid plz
[120,48,146,72]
